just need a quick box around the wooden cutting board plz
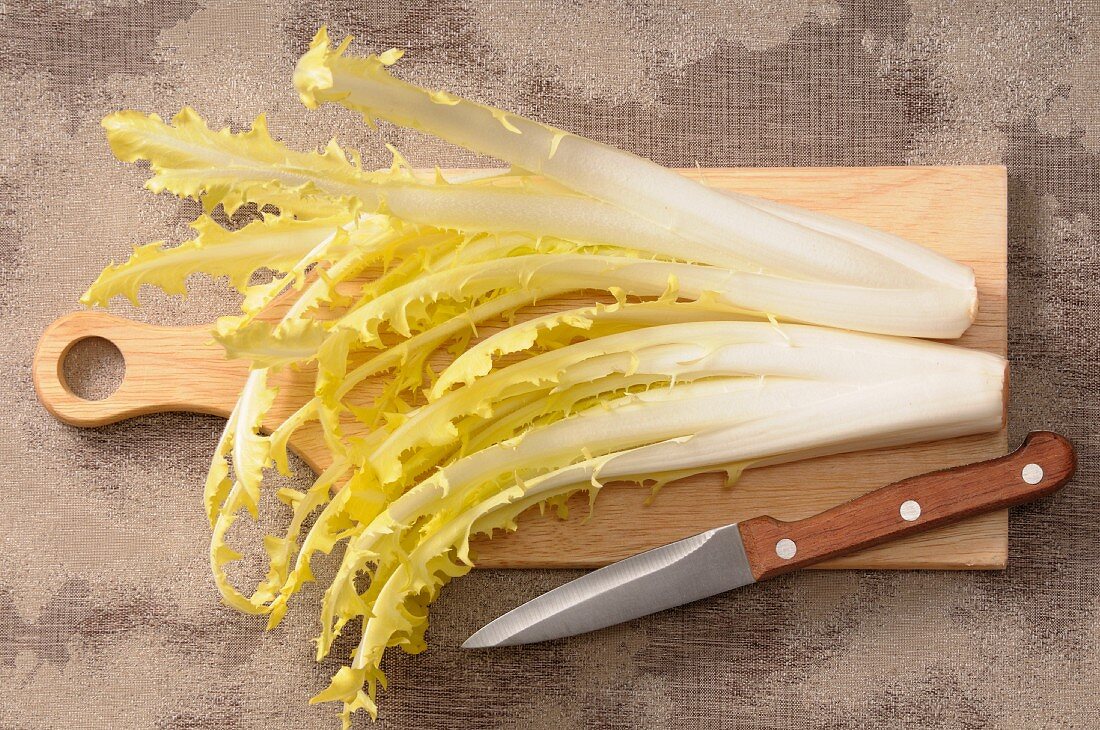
[34,166,1008,570]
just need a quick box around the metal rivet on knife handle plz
[1022,463,1044,485]
[775,538,797,559]
[899,500,922,521]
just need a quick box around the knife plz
[463,431,1075,648]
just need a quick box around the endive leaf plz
[81,212,352,308]
[102,107,363,217]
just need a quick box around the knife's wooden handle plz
[738,431,1076,581]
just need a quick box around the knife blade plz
[463,431,1075,649]
[462,522,753,648]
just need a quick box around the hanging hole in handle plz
[61,336,125,401]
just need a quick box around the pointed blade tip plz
[460,626,501,649]
[459,635,484,649]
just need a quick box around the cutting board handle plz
[33,311,246,427]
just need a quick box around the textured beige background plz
[1,1,1097,728]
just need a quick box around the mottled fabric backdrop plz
[1,1,1097,728]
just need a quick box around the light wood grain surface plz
[33,165,1008,569]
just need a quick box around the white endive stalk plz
[731,193,976,290]
[322,253,973,342]
[353,181,766,273]
[432,297,760,396]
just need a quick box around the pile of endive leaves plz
[84,27,1005,727]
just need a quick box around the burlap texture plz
[1,1,1096,727]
